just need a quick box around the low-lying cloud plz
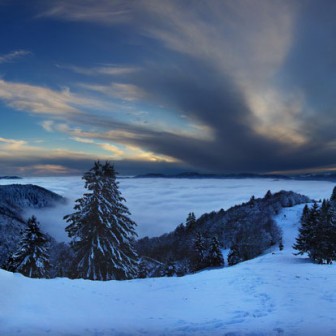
[2,176,333,241]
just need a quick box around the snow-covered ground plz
[1,201,336,335]
[0,177,334,240]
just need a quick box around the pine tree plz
[329,197,336,261]
[193,232,207,271]
[265,190,272,199]
[52,242,74,278]
[186,212,196,231]
[228,244,242,266]
[249,195,256,207]
[138,260,149,279]
[64,161,138,280]
[330,186,336,203]
[293,204,312,256]
[305,202,321,261]
[5,216,50,278]
[314,199,333,264]
[207,237,224,267]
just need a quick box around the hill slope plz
[1,203,336,335]
[0,184,66,265]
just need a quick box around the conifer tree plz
[314,199,334,264]
[330,186,336,203]
[324,190,336,262]
[186,212,197,231]
[305,202,320,261]
[138,260,149,279]
[193,232,207,270]
[249,195,256,207]
[207,237,224,267]
[293,202,334,263]
[64,161,138,280]
[293,204,313,255]
[330,208,336,262]
[5,215,50,278]
[228,244,242,266]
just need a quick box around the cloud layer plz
[2,176,333,240]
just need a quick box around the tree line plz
[293,187,336,264]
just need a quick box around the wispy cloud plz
[0,135,115,176]
[80,82,146,101]
[39,0,133,25]
[0,136,92,159]
[18,164,76,175]
[41,120,55,132]
[68,127,178,162]
[0,50,31,64]
[0,79,101,116]
[57,64,139,76]
[71,136,95,144]
[0,137,27,151]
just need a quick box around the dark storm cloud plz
[72,54,336,173]
[135,63,336,172]
[282,1,336,120]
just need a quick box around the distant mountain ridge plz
[0,176,21,180]
[134,171,336,181]
[134,172,290,179]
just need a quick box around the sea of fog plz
[0,176,335,241]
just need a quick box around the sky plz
[0,0,336,176]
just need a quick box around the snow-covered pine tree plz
[64,161,138,280]
[293,204,311,256]
[293,202,322,262]
[138,259,149,279]
[207,237,224,267]
[305,202,321,261]
[4,215,50,278]
[193,231,207,271]
[330,186,336,203]
[227,244,242,266]
[326,188,336,262]
[186,212,196,231]
[51,242,74,278]
[249,195,256,207]
[314,199,334,264]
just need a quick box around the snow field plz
[1,203,336,335]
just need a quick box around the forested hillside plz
[137,190,310,276]
[0,184,65,265]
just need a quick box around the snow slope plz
[1,204,336,336]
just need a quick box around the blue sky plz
[1,0,336,176]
